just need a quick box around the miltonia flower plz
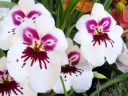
[74,3,123,67]
[53,38,93,93]
[0,0,52,50]
[0,57,36,96]
[7,15,68,93]
[116,42,128,72]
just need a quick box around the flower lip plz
[0,70,23,96]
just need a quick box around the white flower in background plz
[53,38,93,93]
[0,0,52,50]
[7,15,68,93]
[0,0,11,20]
[0,57,36,96]
[116,42,128,73]
[74,3,123,67]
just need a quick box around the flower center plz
[0,70,23,96]
[61,64,84,81]
[86,17,114,47]
[33,41,43,52]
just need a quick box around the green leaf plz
[90,72,128,96]
[59,0,79,30]
[82,92,88,96]
[0,1,16,8]
[93,71,107,79]
[0,49,6,58]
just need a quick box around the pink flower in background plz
[74,3,123,67]
[53,38,93,93]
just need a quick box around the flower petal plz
[18,0,35,14]
[7,43,28,83]
[53,74,71,94]
[105,25,123,64]
[27,52,61,93]
[71,70,93,93]
[22,80,36,96]
[31,3,52,17]
[66,38,74,53]
[0,56,7,70]
[0,20,14,50]
[35,15,55,34]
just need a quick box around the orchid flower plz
[116,42,128,72]
[0,0,52,50]
[74,3,123,67]
[0,56,36,96]
[7,15,68,93]
[53,38,93,93]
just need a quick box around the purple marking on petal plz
[12,10,26,26]
[0,71,4,76]
[41,34,58,51]
[98,17,111,32]
[68,51,81,65]
[27,10,42,20]
[86,19,97,34]
[23,27,39,45]
[4,70,9,75]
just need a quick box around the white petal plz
[7,43,28,83]
[66,38,73,53]
[80,38,106,67]
[74,30,91,45]
[71,70,93,93]
[22,80,36,96]
[0,20,14,50]
[35,15,55,34]
[27,52,61,93]
[117,53,128,73]
[54,51,68,65]
[53,74,71,94]
[18,0,35,14]
[0,8,10,20]
[32,3,51,17]
[105,26,123,64]
[0,56,7,70]
[76,14,92,31]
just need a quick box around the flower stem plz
[60,76,69,96]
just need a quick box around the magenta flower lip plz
[0,70,23,96]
